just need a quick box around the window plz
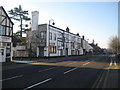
[77,38,79,41]
[49,32,52,40]
[50,46,56,53]
[6,27,9,36]
[77,43,81,49]
[54,34,56,40]
[0,26,5,35]
[0,15,2,22]
[40,32,44,39]
[9,28,12,36]
[71,42,75,49]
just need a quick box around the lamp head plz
[52,22,55,25]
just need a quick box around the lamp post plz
[65,27,69,56]
[48,19,55,57]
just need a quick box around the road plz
[1,55,119,89]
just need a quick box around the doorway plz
[66,48,68,56]
[38,46,44,57]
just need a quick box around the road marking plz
[83,62,90,66]
[0,75,23,82]
[63,67,78,74]
[109,58,113,66]
[109,62,112,66]
[23,78,52,90]
[114,61,117,66]
[92,70,106,88]
[38,67,58,72]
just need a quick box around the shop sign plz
[0,36,11,43]
[50,43,55,46]
[16,46,26,50]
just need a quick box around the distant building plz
[89,43,102,55]
[0,6,14,62]
[25,11,93,57]
[81,36,93,55]
[12,36,28,57]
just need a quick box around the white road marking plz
[38,62,77,73]
[63,67,78,74]
[114,61,117,66]
[83,62,90,66]
[0,75,23,82]
[38,67,58,72]
[109,58,113,66]
[23,78,52,90]
[109,62,112,66]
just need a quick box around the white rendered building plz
[27,24,84,57]
[27,11,93,57]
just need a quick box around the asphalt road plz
[1,55,119,89]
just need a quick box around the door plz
[66,48,68,56]
[60,49,63,56]
[39,47,44,57]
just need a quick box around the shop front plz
[0,36,12,62]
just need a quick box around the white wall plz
[40,24,84,57]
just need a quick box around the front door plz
[66,48,68,56]
[60,49,63,56]
[39,47,44,57]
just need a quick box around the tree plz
[8,5,30,37]
[108,36,120,54]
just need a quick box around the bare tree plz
[108,36,120,54]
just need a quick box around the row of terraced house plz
[13,11,93,58]
[0,7,96,62]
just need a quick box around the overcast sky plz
[0,0,118,48]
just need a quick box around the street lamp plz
[65,27,69,56]
[49,19,55,26]
[48,19,55,57]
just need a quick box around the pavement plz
[92,56,120,88]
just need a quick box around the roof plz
[39,24,81,38]
[0,6,14,25]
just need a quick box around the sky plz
[0,0,118,49]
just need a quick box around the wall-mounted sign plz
[16,46,26,50]
[50,43,55,46]
[57,46,63,49]
[0,36,11,43]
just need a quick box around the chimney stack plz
[77,33,79,36]
[82,35,84,40]
[66,27,70,32]
[31,11,39,31]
